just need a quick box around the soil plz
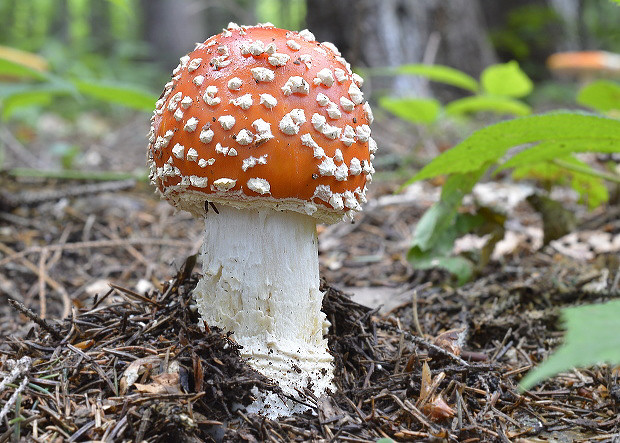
[1,114,619,442]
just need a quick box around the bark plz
[305,0,497,97]
[547,0,581,50]
[432,1,497,76]
[141,0,207,69]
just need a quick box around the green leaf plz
[2,89,53,119]
[413,203,456,251]
[568,164,608,209]
[520,299,620,390]
[376,439,395,443]
[412,173,483,250]
[73,80,157,111]
[0,84,74,119]
[481,61,533,98]
[433,256,474,285]
[514,156,609,210]
[445,95,531,117]
[471,206,507,269]
[0,57,47,81]
[577,80,620,113]
[396,64,479,92]
[379,96,440,124]
[500,137,620,171]
[408,249,473,285]
[408,173,484,285]
[51,142,82,170]
[411,112,620,183]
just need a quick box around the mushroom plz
[147,23,376,417]
[547,51,620,82]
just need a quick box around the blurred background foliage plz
[0,0,618,175]
[0,0,618,121]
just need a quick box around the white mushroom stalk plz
[194,205,332,416]
[147,23,376,417]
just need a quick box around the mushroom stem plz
[193,204,334,416]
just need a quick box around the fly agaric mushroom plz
[547,51,620,82]
[147,23,376,417]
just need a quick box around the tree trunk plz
[547,0,581,50]
[431,1,497,77]
[305,0,497,97]
[141,0,207,69]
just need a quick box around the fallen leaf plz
[134,372,182,395]
[119,356,162,395]
[433,327,467,356]
[423,395,456,421]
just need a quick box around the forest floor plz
[0,113,619,442]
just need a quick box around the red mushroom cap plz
[547,51,620,75]
[147,23,376,223]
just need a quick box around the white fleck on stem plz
[193,206,334,417]
[0,357,31,423]
[0,377,29,423]
[0,357,31,394]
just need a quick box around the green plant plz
[405,78,620,390]
[0,0,160,122]
[520,299,620,390]
[406,112,620,283]
[582,0,620,50]
[0,53,157,121]
[517,81,620,389]
[397,73,620,283]
[0,45,158,169]
[0,50,157,177]
[577,79,620,115]
[378,60,533,125]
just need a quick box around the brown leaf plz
[433,327,467,356]
[404,353,417,373]
[134,372,182,395]
[423,395,456,422]
[119,356,162,395]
